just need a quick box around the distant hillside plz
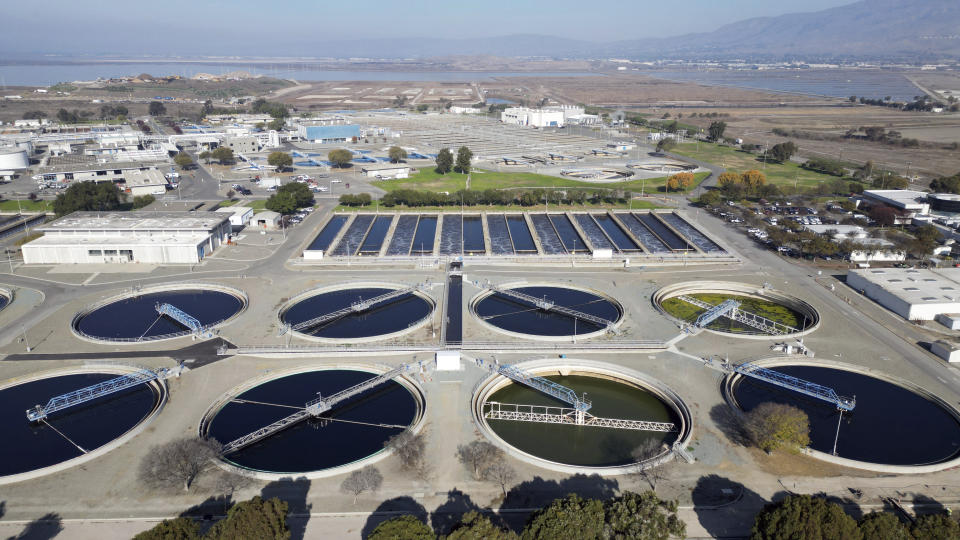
[609,0,960,60]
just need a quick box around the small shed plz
[254,210,281,230]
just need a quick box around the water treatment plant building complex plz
[21,211,232,264]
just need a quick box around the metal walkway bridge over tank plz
[731,362,856,411]
[26,367,173,422]
[155,302,209,338]
[484,362,675,431]
[280,283,429,336]
[484,283,621,336]
[678,295,799,335]
[483,402,675,432]
[220,363,417,455]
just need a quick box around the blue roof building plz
[298,124,362,143]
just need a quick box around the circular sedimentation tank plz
[471,284,623,341]
[654,281,819,338]
[726,360,960,470]
[473,361,690,474]
[0,368,165,483]
[72,284,246,343]
[627,161,697,173]
[203,367,424,478]
[559,168,634,182]
[280,283,435,343]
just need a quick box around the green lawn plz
[377,169,709,194]
[671,142,837,189]
[334,199,669,213]
[0,200,53,212]
[246,199,269,213]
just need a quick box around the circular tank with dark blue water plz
[473,285,622,338]
[74,287,245,341]
[731,365,960,466]
[0,372,162,478]
[281,287,433,340]
[206,369,422,474]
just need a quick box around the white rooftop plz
[39,211,229,232]
[849,267,960,305]
[863,190,929,210]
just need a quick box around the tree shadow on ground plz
[180,494,234,536]
[692,475,767,539]
[10,513,62,540]
[361,496,428,539]
[429,488,512,536]
[430,488,485,536]
[261,477,312,540]
[500,473,620,512]
[708,404,750,446]
[912,494,947,517]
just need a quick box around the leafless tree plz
[385,429,427,474]
[482,461,516,498]
[139,437,222,491]
[631,439,668,490]
[456,440,502,480]
[340,466,383,504]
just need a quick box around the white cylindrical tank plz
[0,148,29,170]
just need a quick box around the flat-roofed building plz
[847,267,960,320]
[298,125,362,143]
[862,190,930,215]
[22,211,231,265]
[361,165,411,179]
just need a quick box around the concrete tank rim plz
[199,363,427,481]
[0,364,168,486]
[70,282,248,345]
[652,280,820,340]
[278,281,437,344]
[721,355,960,473]
[467,280,624,342]
[471,358,692,475]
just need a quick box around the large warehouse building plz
[847,267,960,320]
[22,211,231,265]
[500,107,565,128]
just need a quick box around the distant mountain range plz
[7,0,958,62]
[304,0,960,61]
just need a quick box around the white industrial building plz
[847,267,960,320]
[361,165,411,179]
[215,206,254,228]
[22,211,231,265]
[125,169,170,197]
[500,107,565,128]
[0,147,30,170]
[861,190,930,215]
[253,211,282,230]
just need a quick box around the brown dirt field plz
[747,448,880,478]
[667,106,960,178]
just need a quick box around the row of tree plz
[134,496,289,540]
[373,188,636,208]
[367,491,684,540]
[754,494,958,540]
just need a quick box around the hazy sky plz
[3,0,858,55]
